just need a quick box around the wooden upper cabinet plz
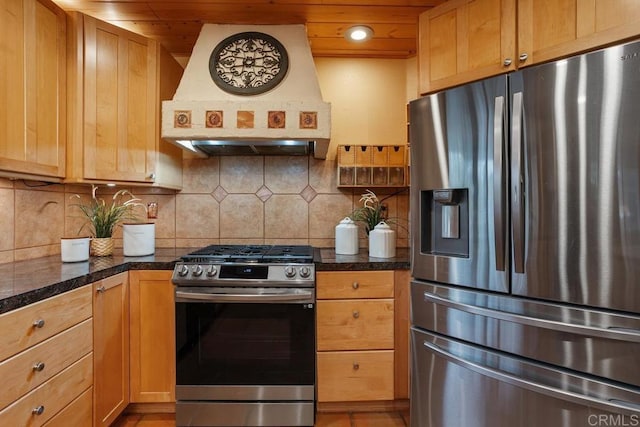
[0,0,66,180]
[67,13,157,184]
[419,0,640,94]
[66,13,183,189]
[518,0,640,67]
[418,0,516,94]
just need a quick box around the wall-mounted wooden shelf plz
[337,145,408,188]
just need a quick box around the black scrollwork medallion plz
[209,32,289,96]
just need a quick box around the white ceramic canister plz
[123,223,155,256]
[368,221,396,258]
[60,237,90,262]
[335,217,359,255]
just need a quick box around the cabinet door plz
[82,15,157,183]
[154,47,183,190]
[518,0,640,67]
[93,272,129,427]
[129,270,175,403]
[0,0,65,179]
[418,0,516,94]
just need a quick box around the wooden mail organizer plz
[337,145,408,188]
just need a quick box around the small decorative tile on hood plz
[206,110,223,128]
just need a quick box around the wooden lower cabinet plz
[93,272,129,426]
[316,270,408,406]
[43,387,93,427]
[129,270,176,403]
[317,351,394,402]
[0,285,93,426]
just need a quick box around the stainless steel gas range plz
[172,245,316,427]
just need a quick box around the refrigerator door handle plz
[511,91,525,273]
[493,96,506,272]
[422,340,640,413]
[423,290,640,342]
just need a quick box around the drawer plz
[0,286,92,361]
[42,387,92,427]
[317,271,394,299]
[0,353,93,426]
[0,319,93,411]
[317,350,394,402]
[317,299,394,351]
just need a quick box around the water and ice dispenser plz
[420,189,469,257]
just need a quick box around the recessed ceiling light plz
[345,26,374,42]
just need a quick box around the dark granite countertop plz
[0,248,188,315]
[315,247,410,271]
[0,246,410,315]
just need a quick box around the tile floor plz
[112,410,410,427]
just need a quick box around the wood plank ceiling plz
[52,0,446,60]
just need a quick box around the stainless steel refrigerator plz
[409,39,640,427]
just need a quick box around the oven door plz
[175,287,316,402]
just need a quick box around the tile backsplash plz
[0,155,409,264]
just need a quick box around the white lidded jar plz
[335,217,359,255]
[368,221,396,258]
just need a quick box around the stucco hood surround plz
[162,24,331,158]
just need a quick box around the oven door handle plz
[175,289,314,304]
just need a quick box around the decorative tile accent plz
[212,185,228,203]
[206,110,223,128]
[237,110,254,128]
[174,110,191,128]
[299,111,317,129]
[255,185,273,202]
[299,185,317,203]
[268,111,286,128]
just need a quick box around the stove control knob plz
[178,265,189,277]
[206,266,218,277]
[193,265,204,277]
[299,266,311,278]
[284,266,297,278]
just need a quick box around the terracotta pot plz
[90,237,114,256]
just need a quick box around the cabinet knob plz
[353,362,360,371]
[32,405,45,416]
[96,285,106,293]
[32,319,45,329]
[519,53,529,62]
[352,282,359,290]
[503,58,512,66]
[352,310,360,319]
[148,172,156,180]
[33,362,45,372]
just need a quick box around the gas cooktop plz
[173,245,316,286]
[181,244,314,264]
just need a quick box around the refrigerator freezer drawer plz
[411,281,640,388]
[411,327,640,427]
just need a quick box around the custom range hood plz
[162,24,331,158]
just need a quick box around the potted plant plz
[349,190,390,235]
[70,185,145,256]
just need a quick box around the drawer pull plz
[352,310,360,319]
[33,319,45,329]
[353,362,359,370]
[352,282,359,290]
[96,285,106,293]
[33,362,45,372]
[32,405,45,416]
